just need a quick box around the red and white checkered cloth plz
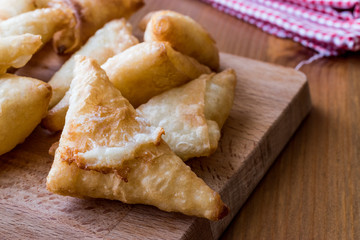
[201,0,360,56]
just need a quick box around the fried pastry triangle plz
[42,41,211,132]
[46,56,228,221]
[137,69,236,161]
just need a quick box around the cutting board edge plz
[212,76,312,239]
[178,61,312,240]
[0,52,312,240]
[220,52,308,77]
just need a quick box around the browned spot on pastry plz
[114,167,130,182]
[216,204,229,220]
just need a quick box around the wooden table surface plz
[132,0,360,239]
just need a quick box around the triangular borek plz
[137,69,236,161]
[47,56,228,220]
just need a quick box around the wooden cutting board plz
[0,52,311,239]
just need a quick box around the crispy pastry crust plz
[0,34,42,74]
[102,41,211,108]
[52,0,144,54]
[0,74,52,155]
[0,8,72,44]
[137,69,236,160]
[41,89,70,132]
[0,0,36,20]
[47,19,138,109]
[43,41,211,132]
[204,69,237,129]
[46,56,228,221]
[143,10,220,70]
[42,20,138,132]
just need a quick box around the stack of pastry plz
[0,0,143,155]
[0,2,236,221]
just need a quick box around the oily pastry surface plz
[0,0,36,20]
[0,34,42,74]
[42,89,70,132]
[102,41,211,108]
[52,0,144,54]
[55,56,164,173]
[42,19,139,132]
[45,41,211,133]
[0,74,51,156]
[142,10,219,70]
[204,69,237,129]
[137,69,236,160]
[48,18,138,108]
[0,8,72,44]
[46,56,228,221]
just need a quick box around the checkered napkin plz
[201,0,360,56]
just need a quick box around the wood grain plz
[5,0,354,239]
[168,1,360,240]
[132,1,360,239]
[222,53,360,240]
[0,50,310,240]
